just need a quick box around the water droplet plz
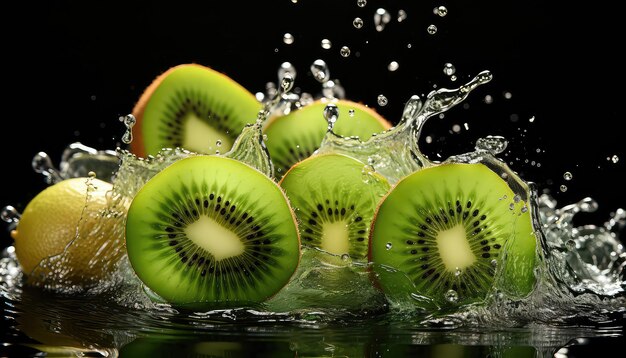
[216,140,222,147]
[397,9,407,22]
[377,94,388,106]
[119,114,136,144]
[435,5,448,17]
[1,205,21,223]
[450,75,457,81]
[509,203,515,210]
[425,136,433,144]
[321,39,332,50]
[504,91,512,99]
[444,289,458,303]
[388,61,399,72]
[311,59,330,83]
[475,136,508,154]
[340,46,351,57]
[341,254,350,261]
[514,194,521,203]
[323,103,339,130]
[427,24,438,34]
[563,172,573,181]
[348,109,355,117]
[291,0,298,3]
[278,62,297,82]
[87,171,96,178]
[521,206,529,213]
[357,0,367,8]
[484,95,494,104]
[565,239,577,251]
[407,43,412,49]
[374,8,391,32]
[452,124,461,133]
[560,185,568,192]
[443,63,456,76]
[490,259,498,268]
[283,33,294,45]
[529,116,536,123]
[279,73,294,93]
[353,17,364,29]
[454,268,462,277]
[385,242,392,250]
[611,155,619,163]
[32,152,54,174]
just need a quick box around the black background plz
[2,0,624,243]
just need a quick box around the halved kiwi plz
[369,163,536,307]
[125,156,300,308]
[264,100,391,178]
[131,64,261,157]
[279,153,390,260]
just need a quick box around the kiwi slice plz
[369,163,536,306]
[125,155,300,308]
[279,153,390,260]
[131,64,261,157]
[264,100,391,178]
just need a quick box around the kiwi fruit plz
[125,155,300,308]
[264,100,391,178]
[369,163,536,307]
[131,64,261,157]
[279,153,390,260]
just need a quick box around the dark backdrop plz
[2,0,624,245]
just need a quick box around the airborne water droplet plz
[490,259,498,267]
[120,114,136,144]
[1,206,21,223]
[374,8,391,32]
[377,94,388,106]
[311,59,330,83]
[353,17,364,29]
[357,0,367,8]
[565,239,577,251]
[560,185,568,192]
[385,242,392,250]
[283,33,294,45]
[388,61,399,72]
[563,172,573,181]
[454,268,462,277]
[484,95,494,104]
[435,6,448,17]
[611,155,619,163]
[427,24,438,34]
[443,63,456,76]
[87,171,96,178]
[340,46,351,57]
[445,289,458,303]
[321,39,332,50]
[397,9,407,22]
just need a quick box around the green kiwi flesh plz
[125,156,300,308]
[264,100,390,178]
[369,163,536,306]
[139,65,261,156]
[279,153,390,260]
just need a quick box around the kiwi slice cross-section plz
[131,64,261,157]
[125,155,300,308]
[264,100,391,178]
[369,163,536,307]
[279,153,390,260]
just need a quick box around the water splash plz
[33,143,119,185]
[317,71,492,184]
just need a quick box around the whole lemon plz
[11,177,124,284]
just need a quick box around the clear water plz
[1,68,624,355]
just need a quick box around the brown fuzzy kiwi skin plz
[130,63,254,158]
